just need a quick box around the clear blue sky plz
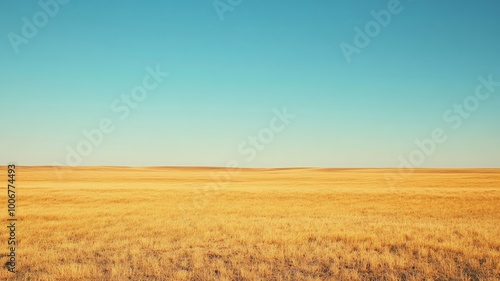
[1,0,499,167]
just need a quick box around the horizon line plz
[4,165,500,170]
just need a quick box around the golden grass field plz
[0,166,499,280]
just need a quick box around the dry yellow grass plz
[0,166,499,280]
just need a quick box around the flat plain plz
[0,166,499,280]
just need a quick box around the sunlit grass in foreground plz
[1,167,499,280]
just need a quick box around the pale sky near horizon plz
[1,0,499,168]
